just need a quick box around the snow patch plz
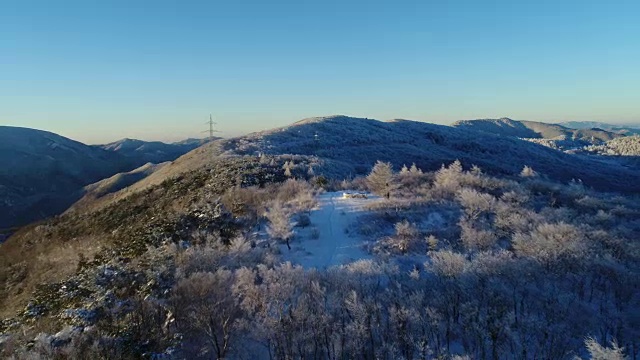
[279,192,383,269]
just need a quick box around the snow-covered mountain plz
[3,117,639,231]
[3,117,640,358]
[0,126,138,229]
[219,115,638,192]
[71,115,640,211]
[96,137,210,165]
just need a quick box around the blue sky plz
[1,0,639,143]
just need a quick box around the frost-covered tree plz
[459,218,497,251]
[277,178,313,203]
[512,222,586,268]
[426,234,439,251]
[410,163,423,174]
[434,160,464,195]
[470,164,483,176]
[291,190,317,215]
[282,160,295,177]
[580,337,627,360]
[428,250,467,278]
[520,165,537,177]
[393,220,419,253]
[266,201,294,250]
[366,160,395,198]
[457,188,496,220]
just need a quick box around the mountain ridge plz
[3,117,640,230]
[96,137,212,165]
[0,127,209,229]
[452,117,622,142]
[134,115,640,194]
[0,126,139,229]
[558,120,640,135]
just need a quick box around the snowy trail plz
[280,191,379,269]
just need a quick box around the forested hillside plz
[1,156,638,359]
[222,116,640,192]
[1,117,640,359]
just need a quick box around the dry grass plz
[0,156,286,320]
[0,235,101,319]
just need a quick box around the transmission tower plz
[203,114,221,142]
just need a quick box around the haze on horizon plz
[1,0,639,144]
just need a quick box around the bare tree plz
[171,270,240,359]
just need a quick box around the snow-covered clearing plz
[279,191,383,269]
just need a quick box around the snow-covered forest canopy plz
[1,156,638,359]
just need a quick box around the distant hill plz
[66,162,168,213]
[558,121,640,135]
[172,138,213,147]
[0,131,212,229]
[452,118,622,142]
[0,126,138,229]
[96,137,212,165]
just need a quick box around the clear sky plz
[1,0,639,144]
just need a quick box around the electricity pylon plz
[203,114,221,142]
